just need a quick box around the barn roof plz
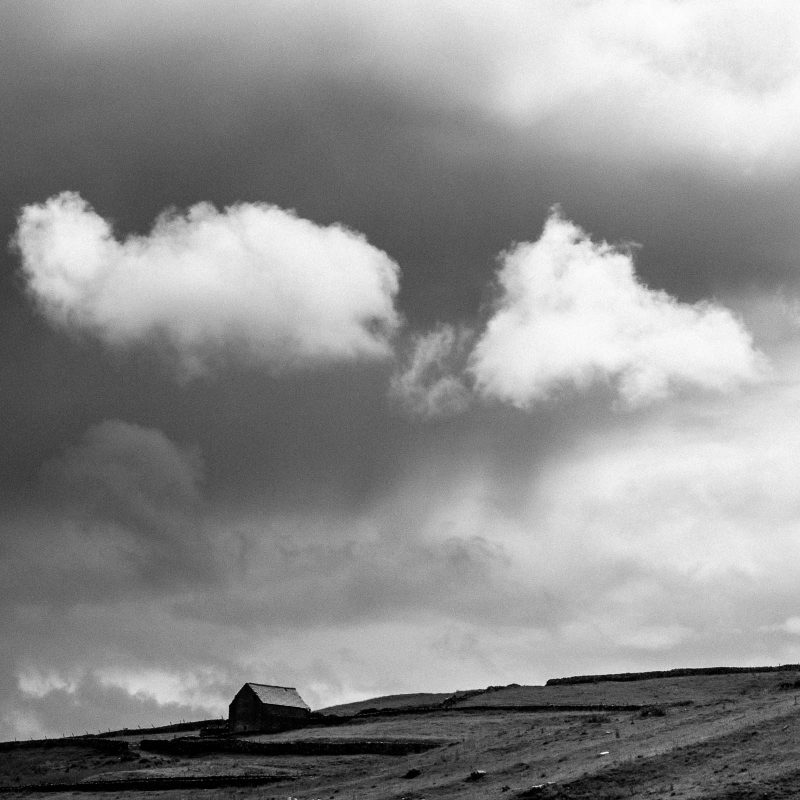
[245,683,310,710]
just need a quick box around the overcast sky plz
[6,0,800,739]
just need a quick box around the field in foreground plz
[4,668,800,798]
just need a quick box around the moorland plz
[4,666,800,798]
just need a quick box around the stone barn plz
[228,683,311,733]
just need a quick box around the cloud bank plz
[470,211,763,408]
[21,0,800,169]
[14,192,400,373]
[8,368,800,739]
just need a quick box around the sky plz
[5,0,800,739]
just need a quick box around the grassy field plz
[4,669,800,798]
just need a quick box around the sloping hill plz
[451,669,800,709]
[319,691,454,716]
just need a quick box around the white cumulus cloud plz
[470,210,764,408]
[14,192,400,373]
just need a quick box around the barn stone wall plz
[229,690,310,733]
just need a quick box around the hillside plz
[4,667,800,798]
[319,691,455,716]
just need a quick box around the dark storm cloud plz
[0,420,214,611]
[43,420,212,586]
